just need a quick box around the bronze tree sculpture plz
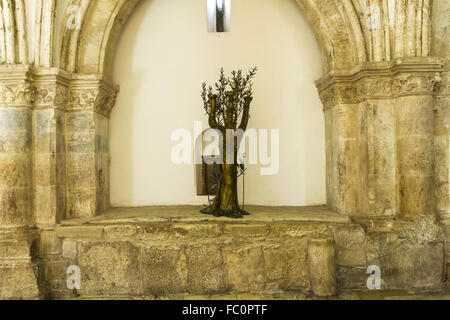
[200,67,257,218]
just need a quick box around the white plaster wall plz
[110,0,325,207]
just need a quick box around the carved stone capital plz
[67,75,119,117]
[31,68,71,109]
[0,67,119,114]
[317,57,445,109]
[0,65,33,107]
[435,72,450,97]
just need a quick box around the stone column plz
[0,65,39,299]
[65,75,118,218]
[0,65,33,227]
[435,72,450,220]
[358,73,398,219]
[392,60,442,220]
[317,79,360,216]
[435,71,450,282]
[33,69,69,225]
[317,58,443,221]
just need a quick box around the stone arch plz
[0,0,28,64]
[59,0,368,77]
[59,0,436,77]
[54,0,443,220]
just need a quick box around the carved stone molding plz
[316,58,445,109]
[0,65,33,107]
[67,76,119,117]
[32,68,71,109]
[33,84,68,109]
[0,83,34,107]
[0,66,120,115]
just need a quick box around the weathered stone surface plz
[336,266,368,290]
[307,239,337,296]
[224,246,265,292]
[39,230,61,256]
[336,246,366,267]
[186,245,225,294]
[0,188,31,226]
[367,219,445,290]
[0,98,32,227]
[0,240,31,259]
[62,240,77,260]
[333,225,366,249]
[0,230,39,300]
[0,265,39,299]
[382,242,444,289]
[264,243,309,290]
[140,246,186,296]
[78,241,140,296]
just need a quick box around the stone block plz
[39,230,61,256]
[0,108,31,133]
[224,224,268,237]
[264,242,309,290]
[0,265,39,299]
[398,175,435,218]
[0,240,30,259]
[78,241,141,296]
[56,226,104,239]
[186,245,225,294]
[33,109,56,153]
[269,223,329,239]
[333,225,366,249]
[336,246,366,267]
[66,188,96,218]
[224,246,265,292]
[0,187,31,226]
[382,242,444,290]
[397,136,434,176]
[65,112,95,153]
[140,246,186,295]
[0,130,31,153]
[34,153,55,187]
[371,184,397,216]
[336,266,368,290]
[0,154,31,188]
[35,185,62,225]
[395,96,434,137]
[170,223,223,240]
[62,240,78,261]
[307,239,337,296]
[66,153,96,189]
[45,260,68,282]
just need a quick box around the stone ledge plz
[59,205,350,225]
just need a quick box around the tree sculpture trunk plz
[201,92,252,218]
